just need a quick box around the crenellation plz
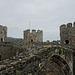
[60,24,66,31]
[60,22,75,45]
[73,22,75,27]
[23,29,43,43]
[0,25,7,42]
[67,23,72,28]
[32,29,36,34]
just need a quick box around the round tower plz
[0,25,3,31]
[67,23,72,28]
[73,22,75,27]
[60,24,66,30]
[3,26,7,42]
[0,25,4,42]
[37,30,43,42]
[60,24,66,37]
[32,30,36,42]
[24,29,30,43]
[60,24,66,44]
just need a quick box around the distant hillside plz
[7,37,24,42]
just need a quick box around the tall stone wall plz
[23,29,43,43]
[0,25,7,42]
[60,22,75,45]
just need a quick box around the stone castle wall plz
[60,22,75,45]
[0,43,27,60]
[0,25,7,42]
[23,29,43,43]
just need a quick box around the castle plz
[60,22,75,45]
[23,29,43,43]
[0,25,7,42]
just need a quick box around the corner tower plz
[60,22,75,45]
[0,25,7,42]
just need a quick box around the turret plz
[3,26,7,42]
[0,25,7,42]
[3,26,7,34]
[37,30,43,42]
[60,24,66,31]
[32,30,36,34]
[60,22,75,45]
[73,22,75,27]
[0,25,3,32]
[67,23,72,28]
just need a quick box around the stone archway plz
[51,55,70,75]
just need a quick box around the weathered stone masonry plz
[0,25,7,42]
[0,46,73,75]
[23,29,43,43]
[60,22,75,45]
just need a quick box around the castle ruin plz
[23,29,43,43]
[60,22,75,45]
[0,25,7,42]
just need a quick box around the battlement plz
[32,29,36,31]
[37,29,42,33]
[24,29,42,33]
[60,21,75,45]
[0,25,7,42]
[26,29,30,32]
[73,22,75,27]
[32,30,36,34]
[23,29,43,43]
[0,25,7,32]
[60,22,75,29]
[67,23,72,28]
[60,24,66,30]
[0,25,3,31]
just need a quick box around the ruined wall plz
[0,46,73,75]
[23,29,43,43]
[0,43,27,60]
[60,22,75,45]
[0,25,7,42]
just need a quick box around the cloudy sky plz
[0,0,75,41]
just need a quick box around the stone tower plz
[0,25,7,42]
[60,22,75,45]
[23,29,43,43]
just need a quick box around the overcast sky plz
[0,0,75,41]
